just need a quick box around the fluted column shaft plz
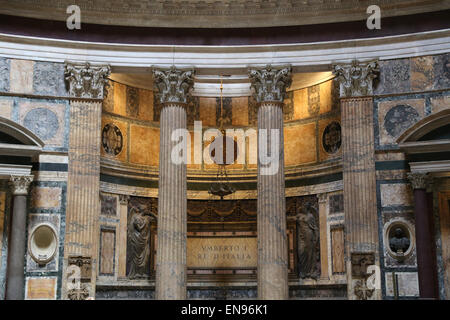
[155,104,188,299]
[153,66,194,300]
[257,102,289,299]
[5,175,33,300]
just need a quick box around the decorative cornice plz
[248,65,292,104]
[333,60,379,98]
[407,172,432,190]
[152,66,195,105]
[64,62,111,99]
[9,175,33,195]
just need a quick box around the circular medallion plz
[384,105,419,138]
[322,121,341,154]
[102,123,123,156]
[23,108,59,141]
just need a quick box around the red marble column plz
[408,172,439,299]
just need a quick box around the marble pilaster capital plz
[407,172,432,190]
[119,194,130,206]
[318,193,328,204]
[333,60,379,98]
[152,66,195,105]
[248,65,292,105]
[9,175,34,196]
[64,61,111,99]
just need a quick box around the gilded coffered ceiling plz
[0,0,447,28]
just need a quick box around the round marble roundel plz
[384,105,419,138]
[102,123,123,156]
[23,108,59,141]
[322,121,341,154]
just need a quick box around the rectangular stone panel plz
[10,59,34,94]
[30,186,62,209]
[187,237,257,268]
[100,229,116,275]
[25,277,57,300]
[385,272,419,297]
[284,122,317,166]
[331,227,345,274]
[129,124,159,166]
[380,183,413,207]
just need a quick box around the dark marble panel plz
[216,97,232,127]
[186,96,199,126]
[322,121,341,154]
[307,85,320,116]
[433,53,450,90]
[283,91,294,121]
[100,193,117,216]
[0,58,10,92]
[375,59,411,95]
[248,95,257,126]
[33,62,66,96]
[103,82,115,113]
[126,86,139,117]
[96,288,154,300]
[329,194,344,214]
[289,284,347,299]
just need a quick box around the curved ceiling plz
[0,0,447,28]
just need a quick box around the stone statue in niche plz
[295,202,320,279]
[389,227,410,255]
[126,202,155,279]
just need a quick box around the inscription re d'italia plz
[187,237,257,268]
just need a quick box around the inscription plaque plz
[187,237,257,269]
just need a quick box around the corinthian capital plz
[152,66,195,105]
[407,172,432,190]
[64,61,111,99]
[333,60,379,98]
[9,175,33,196]
[248,65,292,104]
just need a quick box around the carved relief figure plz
[126,202,155,279]
[295,203,320,279]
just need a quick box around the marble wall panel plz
[25,277,57,300]
[216,97,232,126]
[0,58,10,92]
[331,226,345,274]
[380,183,413,207]
[0,98,13,119]
[293,88,308,120]
[378,99,425,146]
[375,59,411,95]
[113,82,127,117]
[232,97,249,126]
[410,56,434,92]
[100,193,117,216]
[385,272,419,297]
[30,186,62,209]
[99,229,116,275]
[284,122,317,166]
[126,86,139,118]
[19,101,66,147]
[103,82,115,113]
[199,97,217,127]
[430,95,450,114]
[329,193,344,214]
[101,115,128,163]
[129,124,159,166]
[319,80,333,115]
[9,59,34,94]
[433,53,450,90]
[283,91,294,121]
[33,62,66,96]
[139,88,153,122]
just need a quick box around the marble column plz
[118,195,129,278]
[62,62,110,299]
[407,172,439,299]
[249,65,292,300]
[5,175,33,300]
[153,66,194,300]
[333,60,380,299]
